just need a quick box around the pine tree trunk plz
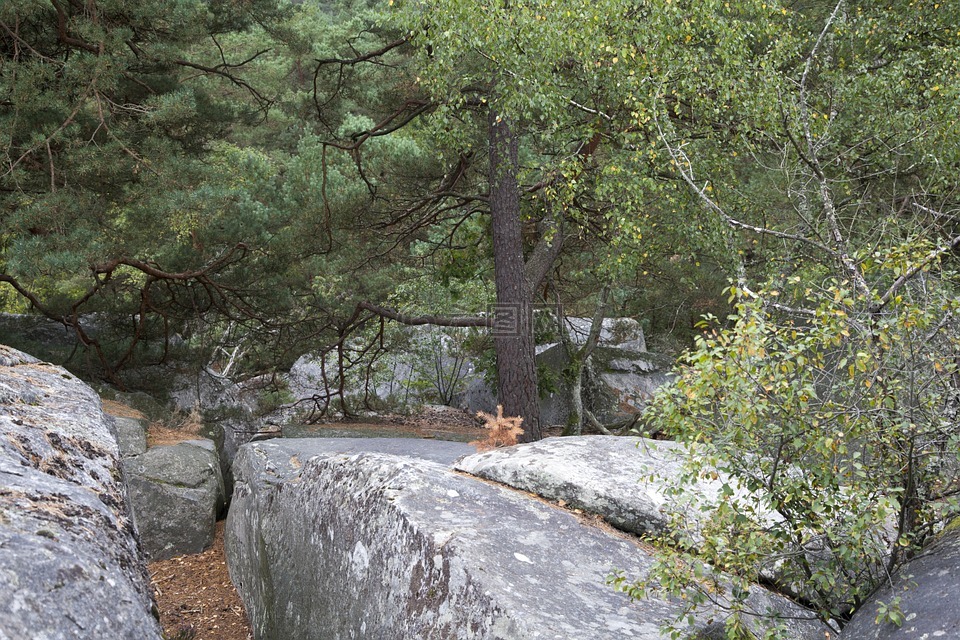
[488,109,542,442]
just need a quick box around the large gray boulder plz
[457,436,887,616]
[591,347,675,421]
[842,524,960,639]
[0,345,163,640]
[456,436,688,537]
[561,316,647,352]
[524,345,675,427]
[125,438,225,560]
[226,438,829,640]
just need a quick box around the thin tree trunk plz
[558,285,609,436]
[564,359,585,436]
[488,109,541,441]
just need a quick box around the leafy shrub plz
[618,252,960,637]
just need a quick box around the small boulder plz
[455,436,685,536]
[111,415,148,457]
[125,438,225,560]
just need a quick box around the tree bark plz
[488,109,542,441]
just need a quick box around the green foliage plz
[874,596,905,629]
[0,0,302,377]
[627,244,960,634]
[608,0,960,630]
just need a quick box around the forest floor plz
[148,520,251,640]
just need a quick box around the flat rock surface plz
[842,525,960,639]
[0,344,162,640]
[259,436,473,467]
[457,436,888,614]
[455,436,689,537]
[226,439,828,640]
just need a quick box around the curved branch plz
[174,58,271,109]
[324,100,434,152]
[313,37,407,67]
[91,243,248,280]
[51,0,102,54]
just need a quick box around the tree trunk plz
[563,356,585,436]
[488,109,541,441]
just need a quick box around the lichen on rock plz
[0,344,163,640]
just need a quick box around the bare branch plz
[92,243,248,281]
[358,301,491,328]
[653,115,835,257]
[871,233,960,313]
[313,37,407,67]
[174,57,272,110]
[51,0,102,54]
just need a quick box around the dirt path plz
[149,521,251,640]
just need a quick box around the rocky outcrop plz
[226,437,830,640]
[0,345,163,639]
[560,316,647,351]
[456,436,888,616]
[284,316,664,424]
[842,524,960,639]
[125,439,226,560]
[455,436,689,537]
[590,347,675,421]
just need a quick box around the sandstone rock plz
[232,437,472,465]
[0,344,163,640]
[458,346,673,427]
[560,316,647,351]
[284,317,653,420]
[0,313,95,353]
[457,435,883,615]
[226,438,829,640]
[591,347,675,421]
[455,436,686,537]
[111,415,148,457]
[841,524,960,639]
[125,438,225,560]
[453,376,499,416]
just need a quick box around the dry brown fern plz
[470,405,524,451]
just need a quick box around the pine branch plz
[470,405,524,451]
